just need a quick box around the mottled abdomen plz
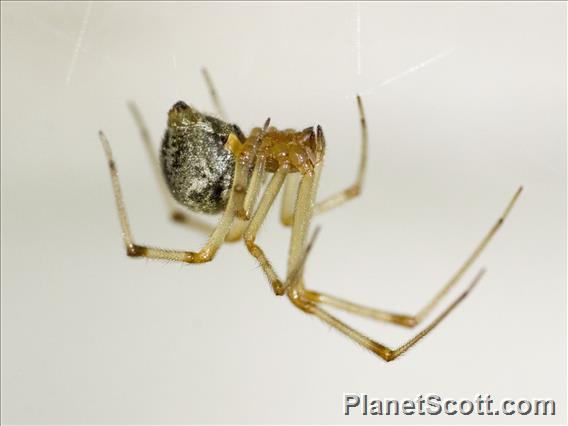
[160,101,243,214]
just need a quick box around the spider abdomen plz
[160,101,244,214]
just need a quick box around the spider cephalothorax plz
[252,126,324,176]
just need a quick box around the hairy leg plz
[301,186,523,327]
[99,131,249,263]
[313,95,367,215]
[289,270,485,361]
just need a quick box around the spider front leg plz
[279,95,366,226]
[312,95,367,216]
[99,131,248,263]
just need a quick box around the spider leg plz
[287,161,322,284]
[280,173,300,226]
[244,157,324,296]
[283,147,490,361]
[201,68,227,120]
[226,157,267,242]
[301,186,523,327]
[99,131,248,263]
[289,269,486,361]
[313,95,367,216]
[127,102,215,235]
[243,166,289,294]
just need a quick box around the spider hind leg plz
[300,186,523,328]
[99,130,249,263]
[291,269,485,362]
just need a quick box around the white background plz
[1,2,566,424]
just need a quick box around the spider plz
[99,69,522,361]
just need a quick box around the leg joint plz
[392,315,417,328]
[190,249,215,263]
[126,244,147,257]
[273,283,286,296]
[287,288,316,312]
[345,185,360,198]
[171,210,187,223]
[244,236,255,251]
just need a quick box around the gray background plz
[1,2,566,424]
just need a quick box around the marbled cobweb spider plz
[99,69,522,361]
